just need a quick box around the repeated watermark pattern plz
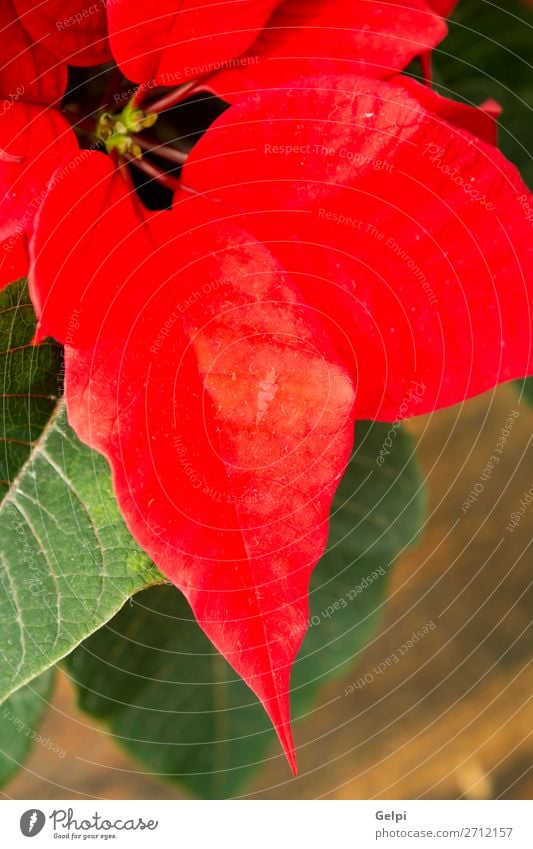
[1,703,66,759]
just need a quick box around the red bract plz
[30,70,533,769]
[30,153,355,769]
[0,103,77,290]
[0,0,67,105]
[108,0,283,85]
[208,0,447,102]
[181,75,533,421]
[427,0,458,14]
[0,0,84,289]
[397,77,502,146]
[12,0,111,67]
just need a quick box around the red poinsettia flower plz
[29,71,533,769]
[108,0,283,85]
[108,0,450,88]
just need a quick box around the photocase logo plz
[20,810,46,837]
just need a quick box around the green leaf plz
[67,420,425,798]
[0,669,54,787]
[0,280,163,706]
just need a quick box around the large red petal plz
[209,0,447,102]
[30,153,355,769]
[0,102,77,290]
[13,0,111,66]
[108,0,282,85]
[0,0,66,105]
[182,75,533,420]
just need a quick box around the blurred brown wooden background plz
[3,384,532,800]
